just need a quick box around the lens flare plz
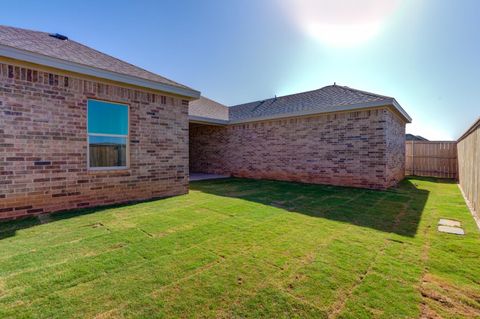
[281,0,399,47]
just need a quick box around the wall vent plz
[49,33,68,41]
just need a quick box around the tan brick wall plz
[385,110,406,187]
[190,108,406,189]
[189,123,229,175]
[0,61,189,220]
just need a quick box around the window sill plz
[87,167,131,174]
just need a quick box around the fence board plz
[405,141,457,179]
[458,119,480,214]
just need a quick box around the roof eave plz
[391,98,412,123]
[189,115,229,125]
[229,99,412,124]
[0,44,200,99]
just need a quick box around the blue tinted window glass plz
[88,100,128,135]
[89,136,127,145]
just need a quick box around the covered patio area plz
[189,121,229,177]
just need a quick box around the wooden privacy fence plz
[457,118,480,214]
[405,141,458,179]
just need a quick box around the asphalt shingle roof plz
[0,25,192,91]
[189,96,229,121]
[229,85,394,121]
[189,85,410,124]
[406,134,429,141]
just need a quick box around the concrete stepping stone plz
[438,225,465,235]
[438,218,462,227]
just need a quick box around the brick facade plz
[0,61,189,220]
[190,108,406,189]
[385,109,406,187]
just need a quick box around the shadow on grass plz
[189,176,443,237]
[0,196,170,241]
[0,177,453,240]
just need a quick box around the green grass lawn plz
[1,177,479,318]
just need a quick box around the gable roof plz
[0,25,200,98]
[189,96,229,124]
[189,85,411,124]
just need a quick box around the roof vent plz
[49,33,68,41]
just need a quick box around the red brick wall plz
[190,108,406,189]
[0,61,189,220]
[189,123,230,175]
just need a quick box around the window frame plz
[87,99,130,171]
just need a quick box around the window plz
[87,99,129,169]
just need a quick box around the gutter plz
[0,44,201,99]
[391,99,412,123]
[189,115,229,125]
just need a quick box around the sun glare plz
[282,0,400,47]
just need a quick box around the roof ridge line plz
[0,24,51,35]
[229,85,334,108]
[337,85,393,100]
[191,86,411,124]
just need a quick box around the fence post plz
[412,140,415,176]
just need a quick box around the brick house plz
[0,26,200,219]
[189,86,411,190]
[1,25,411,220]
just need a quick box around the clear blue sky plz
[3,0,479,140]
